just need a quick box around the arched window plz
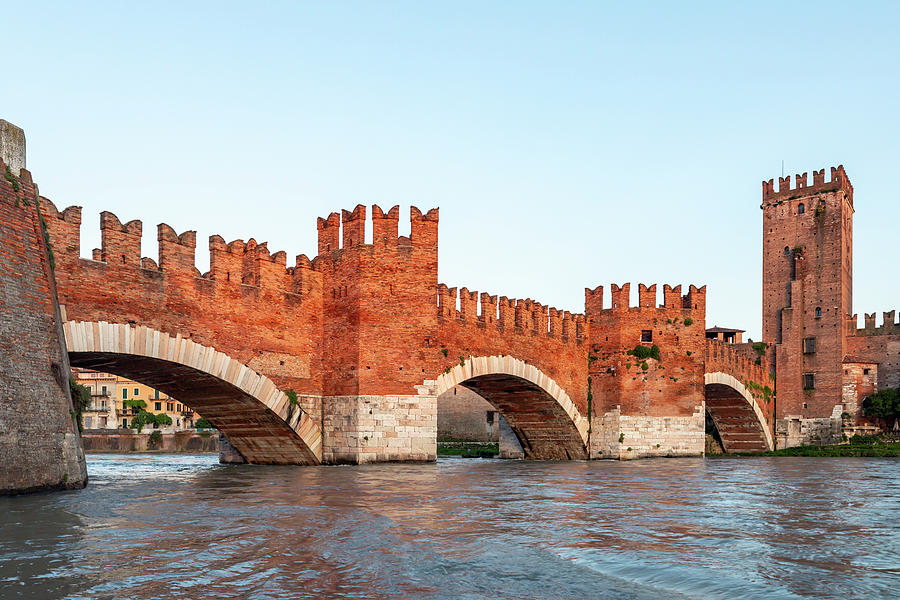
[815,306,822,318]
[784,246,790,255]
[798,203,805,215]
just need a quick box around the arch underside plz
[705,381,772,453]
[71,353,319,465]
[461,374,587,460]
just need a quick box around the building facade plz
[72,367,197,431]
[762,166,900,446]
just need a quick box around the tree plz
[130,410,173,433]
[69,377,91,432]
[863,388,900,426]
[195,417,212,430]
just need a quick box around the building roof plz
[842,355,879,365]
[706,326,746,334]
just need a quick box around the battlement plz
[437,283,585,342]
[846,311,900,337]
[589,283,706,313]
[316,204,439,257]
[705,339,773,408]
[38,197,322,298]
[762,165,853,204]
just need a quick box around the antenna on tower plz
[781,160,784,178]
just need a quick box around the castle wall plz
[587,283,707,458]
[845,314,900,392]
[437,386,499,442]
[434,285,588,414]
[0,159,87,493]
[761,168,853,421]
[42,204,325,400]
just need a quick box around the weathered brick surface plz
[589,284,707,417]
[0,160,87,493]
[762,166,899,446]
[762,167,853,420]
[13,159,788,463]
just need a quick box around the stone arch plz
[63,321,321,465]
[435,355,589,459]
[704,372,774,452]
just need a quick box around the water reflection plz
[1,455,898,599]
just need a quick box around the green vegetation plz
[640,361,649,371]
[285,390,299,407]
[586,376,593,433]
[719,435,900,458]
[618,432,625,443]
[148,430,163,449]
[683,317,694,327]
[69,377,91,433]
[441,348,449,357]
[863,388,900,426]
[123,399,146,410]
[130,410,172,433]
[195,417,213,430]
[437,442,498,458]
[459,355,466,367]
[627,344,660,361]
[745,380,773,404]
[4,164,20,192]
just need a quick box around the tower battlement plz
[762,165,853,204]
[316,204,439,257]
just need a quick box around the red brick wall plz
[0,162,87,492]
[589,283,707,418]
[762,167,854,418]
[433,286,588,413]
[705,340,775,427]
[41,199,324,396]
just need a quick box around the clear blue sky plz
[4,1,898,339]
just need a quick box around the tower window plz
[798,203,805,215]
[803,373,815,390]
[864,368,870,375]
[641,330,653,343]
[803,337,816,353]
[815,307,822,318]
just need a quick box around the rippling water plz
[1,455,899,599]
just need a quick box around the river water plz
[1,455,898,599]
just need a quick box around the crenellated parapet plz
[705,339,775,427]
[314,204,439,264]
[845,311,900,337]
[705,340,771,391]
[588,282,706,314]
[39,197,323,300]
[437,283,585,344]
[762,165,853,204]
[588,282,708,419]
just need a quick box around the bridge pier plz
[590,406,706,459]
[321,384,438,464]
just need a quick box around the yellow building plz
[72,368,197,431]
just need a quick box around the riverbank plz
[437,441,499,458]
[81,430,218,453]
[717,438,900,458]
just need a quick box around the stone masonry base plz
[322,383,437,464]
[591,404,706,460]
[775,405,842,448]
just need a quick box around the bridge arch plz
[63,321,322,465]
[435,355,589,460]
[704,372,774,452]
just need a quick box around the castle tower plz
[761,167,854,429]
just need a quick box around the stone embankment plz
[81,430,218,453]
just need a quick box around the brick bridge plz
[5,161,775,464]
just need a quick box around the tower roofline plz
[761,165,852,205]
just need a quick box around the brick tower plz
[762,166,854,441]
